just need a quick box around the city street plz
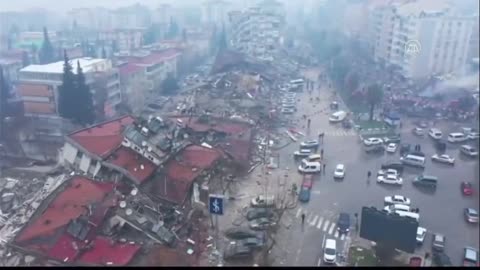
[270,68,479,266]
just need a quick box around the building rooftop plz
[106,146,157,185]
[118,63,145,76]
[68,115,135,158]
[20,57,110,74]
[396,0,451,17]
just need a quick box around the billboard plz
[359,206,418,253]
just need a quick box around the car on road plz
[251,195,275,208]
[363,137,383,146]
[432,234,446,252]
[416,227,427,245]
[431,154,455,165]
[300,140,319,149]
[383,135,401,144]
[464,208,479,223]
[294,149,313,158]
[460,145,479,157]
[306,154,322,162]
[383,204,411,214]
[386,143,398,153]
[412,175,438,189]
[428,128,443,140]
[417,121,428,128]
[380,162,404,174]
[298,186,311,202]
[246,208,275,221]
[249,217,276,230]
[377,174,403,185]
[281,107,295,114]
[224,227,265,240]
[377,168,399,177]
[323,238,337,264]
[302,175,314,188]
[462,182,474,196]
[467,131,480,140]
[337,213,351,234]
[448,132,468,143]
[224,243,252,260]
[333,164,345,179]
[236,237,265,249]
[384,195,411,206]
[365,144,385,153]
[298,160,322,174]
[433,252,452,266]
[329,110,347,122]
[413,127,425,136]
[463,247,479,267]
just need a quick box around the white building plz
[369,0,476,79]
[202,0,231,26]
[228,0,286,61]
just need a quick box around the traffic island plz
[348,246,377,266]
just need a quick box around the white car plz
[416,227,427,245]
[333,164,345,179]
[428,128,443,140]
[386,143,398,153]
[384,195,411,206]
[467,132,480,140]
[298,160,322,174]
[460,145,479,157]
[377,169,399,177]
[251,195,275,207]
[413,127,424,136]
[363,137,383,146]
[377,174,403,185]
[431,154,455,165]
[323,238,337,264]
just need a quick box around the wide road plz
[271,68,479,266]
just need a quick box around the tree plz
[344,71,360,97]
[58,51,76,120]
[161,73,179,95]
[366,83,384,121]
[39,27,55,64]
[74,61,95,125]
[21,51,30,67]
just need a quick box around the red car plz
[302,175,313,189]
[462,182,474,196]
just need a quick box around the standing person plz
[320,149,324,157]
[323,163,326,173]
[367,171,371,178]
[301,213,306,225]
[307,119,311,128]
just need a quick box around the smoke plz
[432,74,480,95]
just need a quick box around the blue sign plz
[209,194,224,215]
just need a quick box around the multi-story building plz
[67,7,114,30]
[111,4,152,29]
[98,28,145,52]
[369,0,475,79]
[16,58,121,131]
[118,62,149,114]
[228,0,285,61]
[202,0,231,26]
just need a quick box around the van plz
[394,210,420,221]
[329,111,347,123]
[448,132,468,143]
[400,155,426,167]
[384,204,411,213]
[323,238,337,264]
[412,175,438,188]
[428,128,442,140]
[298,160,321,174]
[460,145,479,157]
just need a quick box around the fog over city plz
[0,0,478,267]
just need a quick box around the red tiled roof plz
[220,138,251,165]
[68,115,135,158]
[78,236,141,266]
[118,63,144,76]
[151,145,222,204]
[173,116,251,134]
[107,146,156,184]
[15,176,117,243]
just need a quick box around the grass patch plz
[348,246,377,266]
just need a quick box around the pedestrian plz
[307,119,311,128]
[320,149,324,157]
[301,213,305,224]
[323,163,326,172]
[367,171,371,178]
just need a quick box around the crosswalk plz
[295,208,348,241]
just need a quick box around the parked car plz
[463,247,479,267]
[300,140,319,149]
[323,238,337,264]
[224,243,252,260]
[236,237,265,249]
[416,227,427,245]
[383,135,401,144]
[384,195,411,206]
[299,186,311,202]
[417,121,428,128]
[298,160,322,174]
[249,217,276,230]
[365,144,385,153]
[462,182,474,196]
[333,164,345,179]
[377,169,399,177]
[251,195,275,208]
[294,149,313,158]
[432,233,446,252]
[302,175,313,189]
[386,143,398,153]
[467,131,480,140]
[363,137,383,146]
[337,213,350,234]
[225,227,265,240]
[433,252,452,266]
[428,128,443,140]
[377,174,403,185]
[464,208,479,223]
[246,208,275,221]
[460,145,479,157]
[412,175,438,189]
[380,162,404,174]
[431,154,455,165]
[413,127,425,136]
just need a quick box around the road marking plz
[306,212,314,222]
[316,217,324,229]
[296,208,302,218]
[328,223,336,235]
[323,220,330,232]
[310,215,318,226]
[334,231,339,238]
[312,190,321,195]
[340,234,346,241]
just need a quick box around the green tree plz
[366,83,384,121]
[161,73,179,95]
[74,61,95,125]
[58,51,76,120]
[344,71,360,97]
[39,27,55,64]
